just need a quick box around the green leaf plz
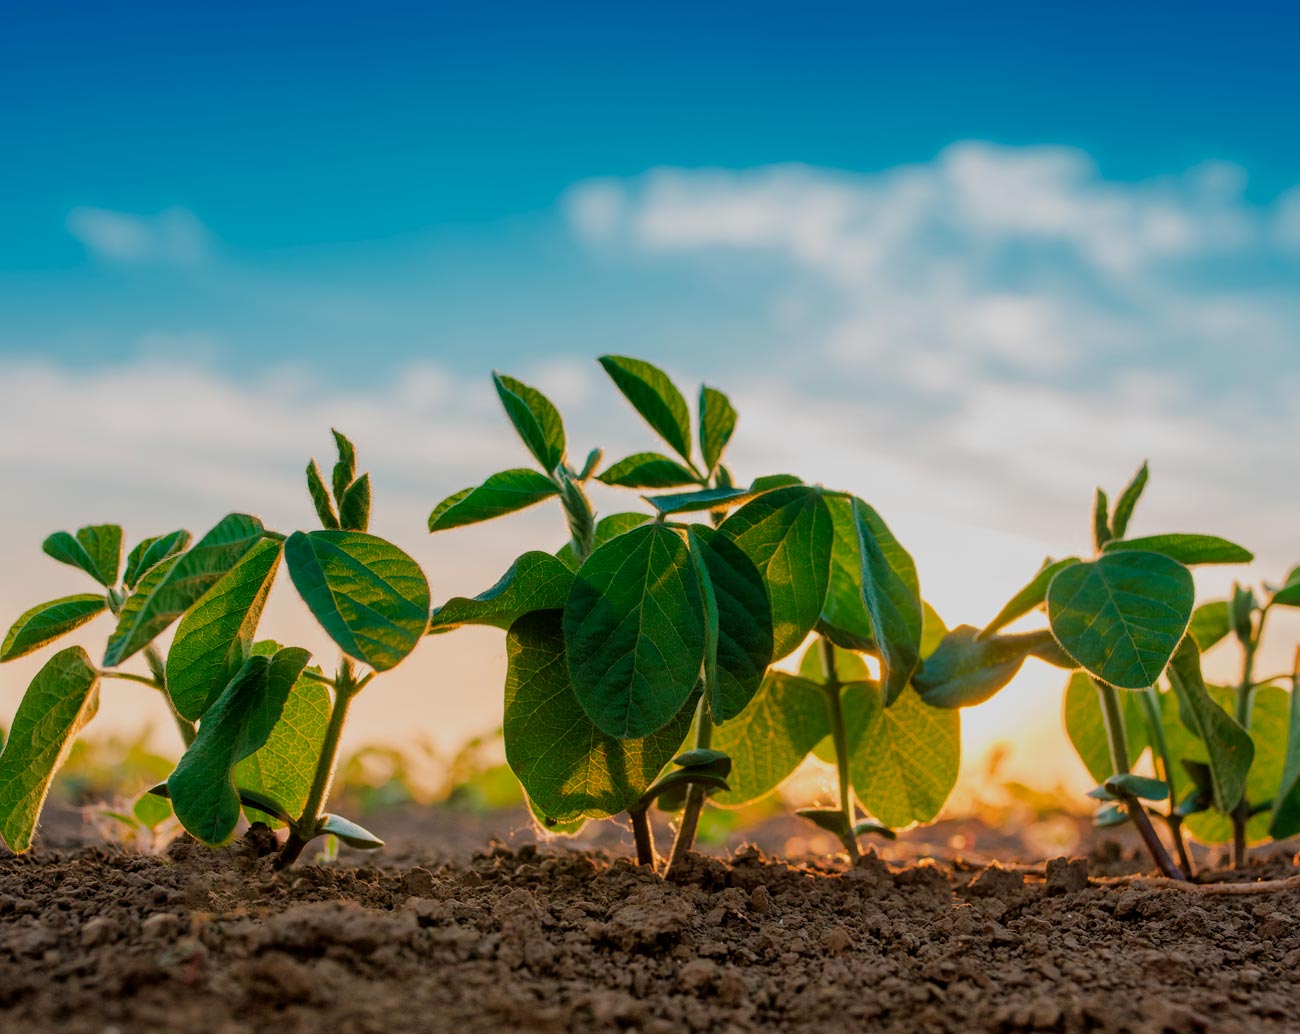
[493,372,566,473]
[0,647,101,852]
[848,682,960,828]
[1109,461,1148,540]
[687,526,773,723]
[306,460,341,530]
[1062,672,1149,784]
[712,672,828,807]
[427,469,558,532]
[643,485,759,516]
[168,648,310,845]
[598,354,693,464]
[1188,601,1232,653]
[123,530,191,590]
[597,453,698,489]
[920,601,950,659]
[851,498,923,706]
[564,524,706,738]
[1092,487,1111,551]
[1270,677,1300,839]
[165,538,284,721]
[913,626,1060,709]
[1046,551,1194,690]
[818,495,876,651]
[1105,773,1169,801]
[104,514,267,667]
[796,807,853,841]
[284,531,430,671]
[131,790,173,831]
[556,512,650,572]
[699,386,737,474]
[1269,567,1300,608]
[1,594,107,662]
[503,610,694,821]
[981,557,1081,638]
[1103,534,1253,566]
[331,429,357,505]
[429,551,574,633]
[1166,637,1253,814]
[43,524,123,587]
[319,813,384,850]
[722,486,832,661]
[338,474,371,532]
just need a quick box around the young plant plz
[916,462,1254,879]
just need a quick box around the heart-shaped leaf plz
[1,594,107,662]
[428,469,558,532]
[494,372,566,473]
[598,355,693,464]
[1046,551,1194,690]
[285,531,430,671]
[429,551,574,633]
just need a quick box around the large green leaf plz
[122,530,191,590]
[1103,534,1253,566]
[0,647,100,852]
[234,654,331,829]
[563,524,705,738]
[848,682,960,828]
[165,538,284,721]
[556,512,650,571]
[1270,679,1300,839]
[818,494,875,651]
[982,557,1081,638]
[722,485,832,661]
[699,386,737,474]
[1062,672,1149,784]
[494,372,566,473]
[429,551,574,633]
[1,594,107,662]
[687,526,773,723]
[284,531,430,671]
[1109,461,1148,540]
[913,626,1061,709]
[427,469,558,531]
[851,498,923,705]
[103,514,267,667]
[168,648,310,845]
[43,525,122,587]
[503,610,693,822]
[598,355,693,464]
[712,672,828,807]
[1166,637,1253,814]
[597,453,698,489]
[1188,601,1232,653]
[1046,551,1194,690]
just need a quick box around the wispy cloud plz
[66,206,209,265]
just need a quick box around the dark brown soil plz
[4,810,1300,1034]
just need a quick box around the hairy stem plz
[665,695,712,877]
[629,808,656,867]
[1140,685,1193,878]
[820,637,859,862]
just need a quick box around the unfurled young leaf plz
[722,485,833,661]
[429,551,574,633]
[913,626,1061,709]
[123,530,191,590]
[166,538,284,721]
[981,557,1081,638]
[687,526,773,723]
[597,452,698,489]
[306,460,340,530]
[1,594,107,662]
[1046,551,1194,690]
[1188,600,1232,653]
[0,647,101,852]
[285,531,430,671]
[493,372,566,473]
[699,386,737,474]
[427,469,558,532]
[338,473,371,532]
[168,648,310,846]
[104,514,268,667]
[1092,488,1111,551]
[503,610,694,822]
[564,523,706,738]
[1103,534,1252,566]
[43,525,123,587]
[1166,637,1253,814]
[331,429,357,504]
[598,355,694,464]
[556,512,650,571]
[851,498,923,706]
[1109,461,1149,540]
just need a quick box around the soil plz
[4,806,1300,1034]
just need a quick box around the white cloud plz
[66,206,209,265]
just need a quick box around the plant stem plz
[820,636,859,862]
[665,695,712,877]
[1094,678,1184,880]
[557,467,596,562]
[1231,606,1266,867]
[277,668,358,868]
[629,808,656,866]
[142,643,196,748]
[1139,685,1193,878]
[100,671,161,688]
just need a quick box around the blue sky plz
[2,2,1299,786]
